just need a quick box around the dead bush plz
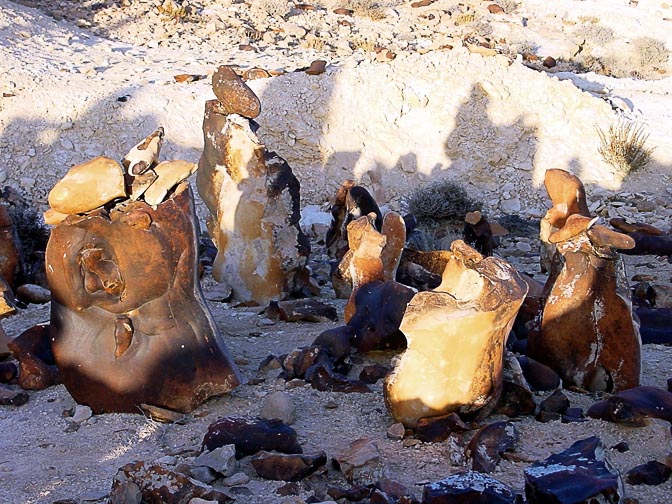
[596,119,655,177]
[250,0,289,20]
[404,181,482,224]
[633,36,670,75]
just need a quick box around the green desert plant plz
[596,119,655,176]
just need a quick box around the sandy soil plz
[1,1,672,503]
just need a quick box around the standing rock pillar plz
[197,65,310,304]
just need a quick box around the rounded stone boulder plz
[212,65,261,119]
[48,156,126,215]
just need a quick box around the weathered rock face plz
[528,214,641,392]
[197,98,310,304]
[384,240,528,428]
[46,182,241,413]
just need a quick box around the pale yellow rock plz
[43,208,69,225]
[143,160,197,206]
[48,156,126,214]
[384,240,528,428]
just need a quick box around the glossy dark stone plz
[46,184,241,413]
[251,451,326,481]
[423,471,518,503]
[465,421,518,473]
[524,436,623,504]
[202,416,302,459]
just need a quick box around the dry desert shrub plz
[250,0,290,20]
[405,181,482,223]
[573,24,616,46]
[157,0,188,22]
[344,0,387,20]
[633,37,670,74]
[403,181,482,252]
[497,0,520,14]
[350,36,377,52]
[596,119,655,177]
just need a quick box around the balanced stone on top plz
[211,65,261,119]
[48,156,126,215]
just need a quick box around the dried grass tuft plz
[404,181,482,223]
[596,119,655,177]
[157,0,189,23]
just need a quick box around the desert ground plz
[1,0,672,503]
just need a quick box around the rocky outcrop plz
[197,66,310,304]
[384,240,528,428]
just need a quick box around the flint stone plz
[15,284,51,304]
[333,438,384,485]
[415,412,470,443]
[194,444,237,477]
[540,389,570,414]
[587,386,672,425]
[422,471,518,503]
[0,361,18,382]
[48,156,126,215]
[0,205,21,288]
[529,214,640,392]
[260,391,296,425]
[197,102,310,304]
[327,484,372,501]
[387,422,406,440]
[8,324,59,390]
[202,416,302,459]
[142,160,197,206]
[211,65,261,118]
[266,299,337,322]
[0,384,29,406]
[109,461,233,503]
[496,351,537,417]
[312,326,354,362]
[626,461,672,486]
[359,364,390,384]
[516,355,561,392]
[283,346,323,379]
[524,436,623,504]
[251,450,327,481]
[465,421,518,473]
[348,280,416,353]
[46,183,241,413]
[309,365,371,393]
[384,241,528,428]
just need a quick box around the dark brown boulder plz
[465,421,518,473]
[251,451,327,481]
[202,416,302,458]
[348,280,415,353]
[626,461,672,486]
[586,386,672,425]
[7,324,59,390]
[211,65,261,118]
[309,365,371,393]
[415,412,471,443]
[46,183,240,413]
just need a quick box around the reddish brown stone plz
[305,59,327,75]
[251,451,326,481]
[411,0,434,7]
[487,4,505,14]
[211,65,261,118]
[542,56,557,68]
[529,214,640,392]
[8,324,59,390]
[46,183,240,413]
